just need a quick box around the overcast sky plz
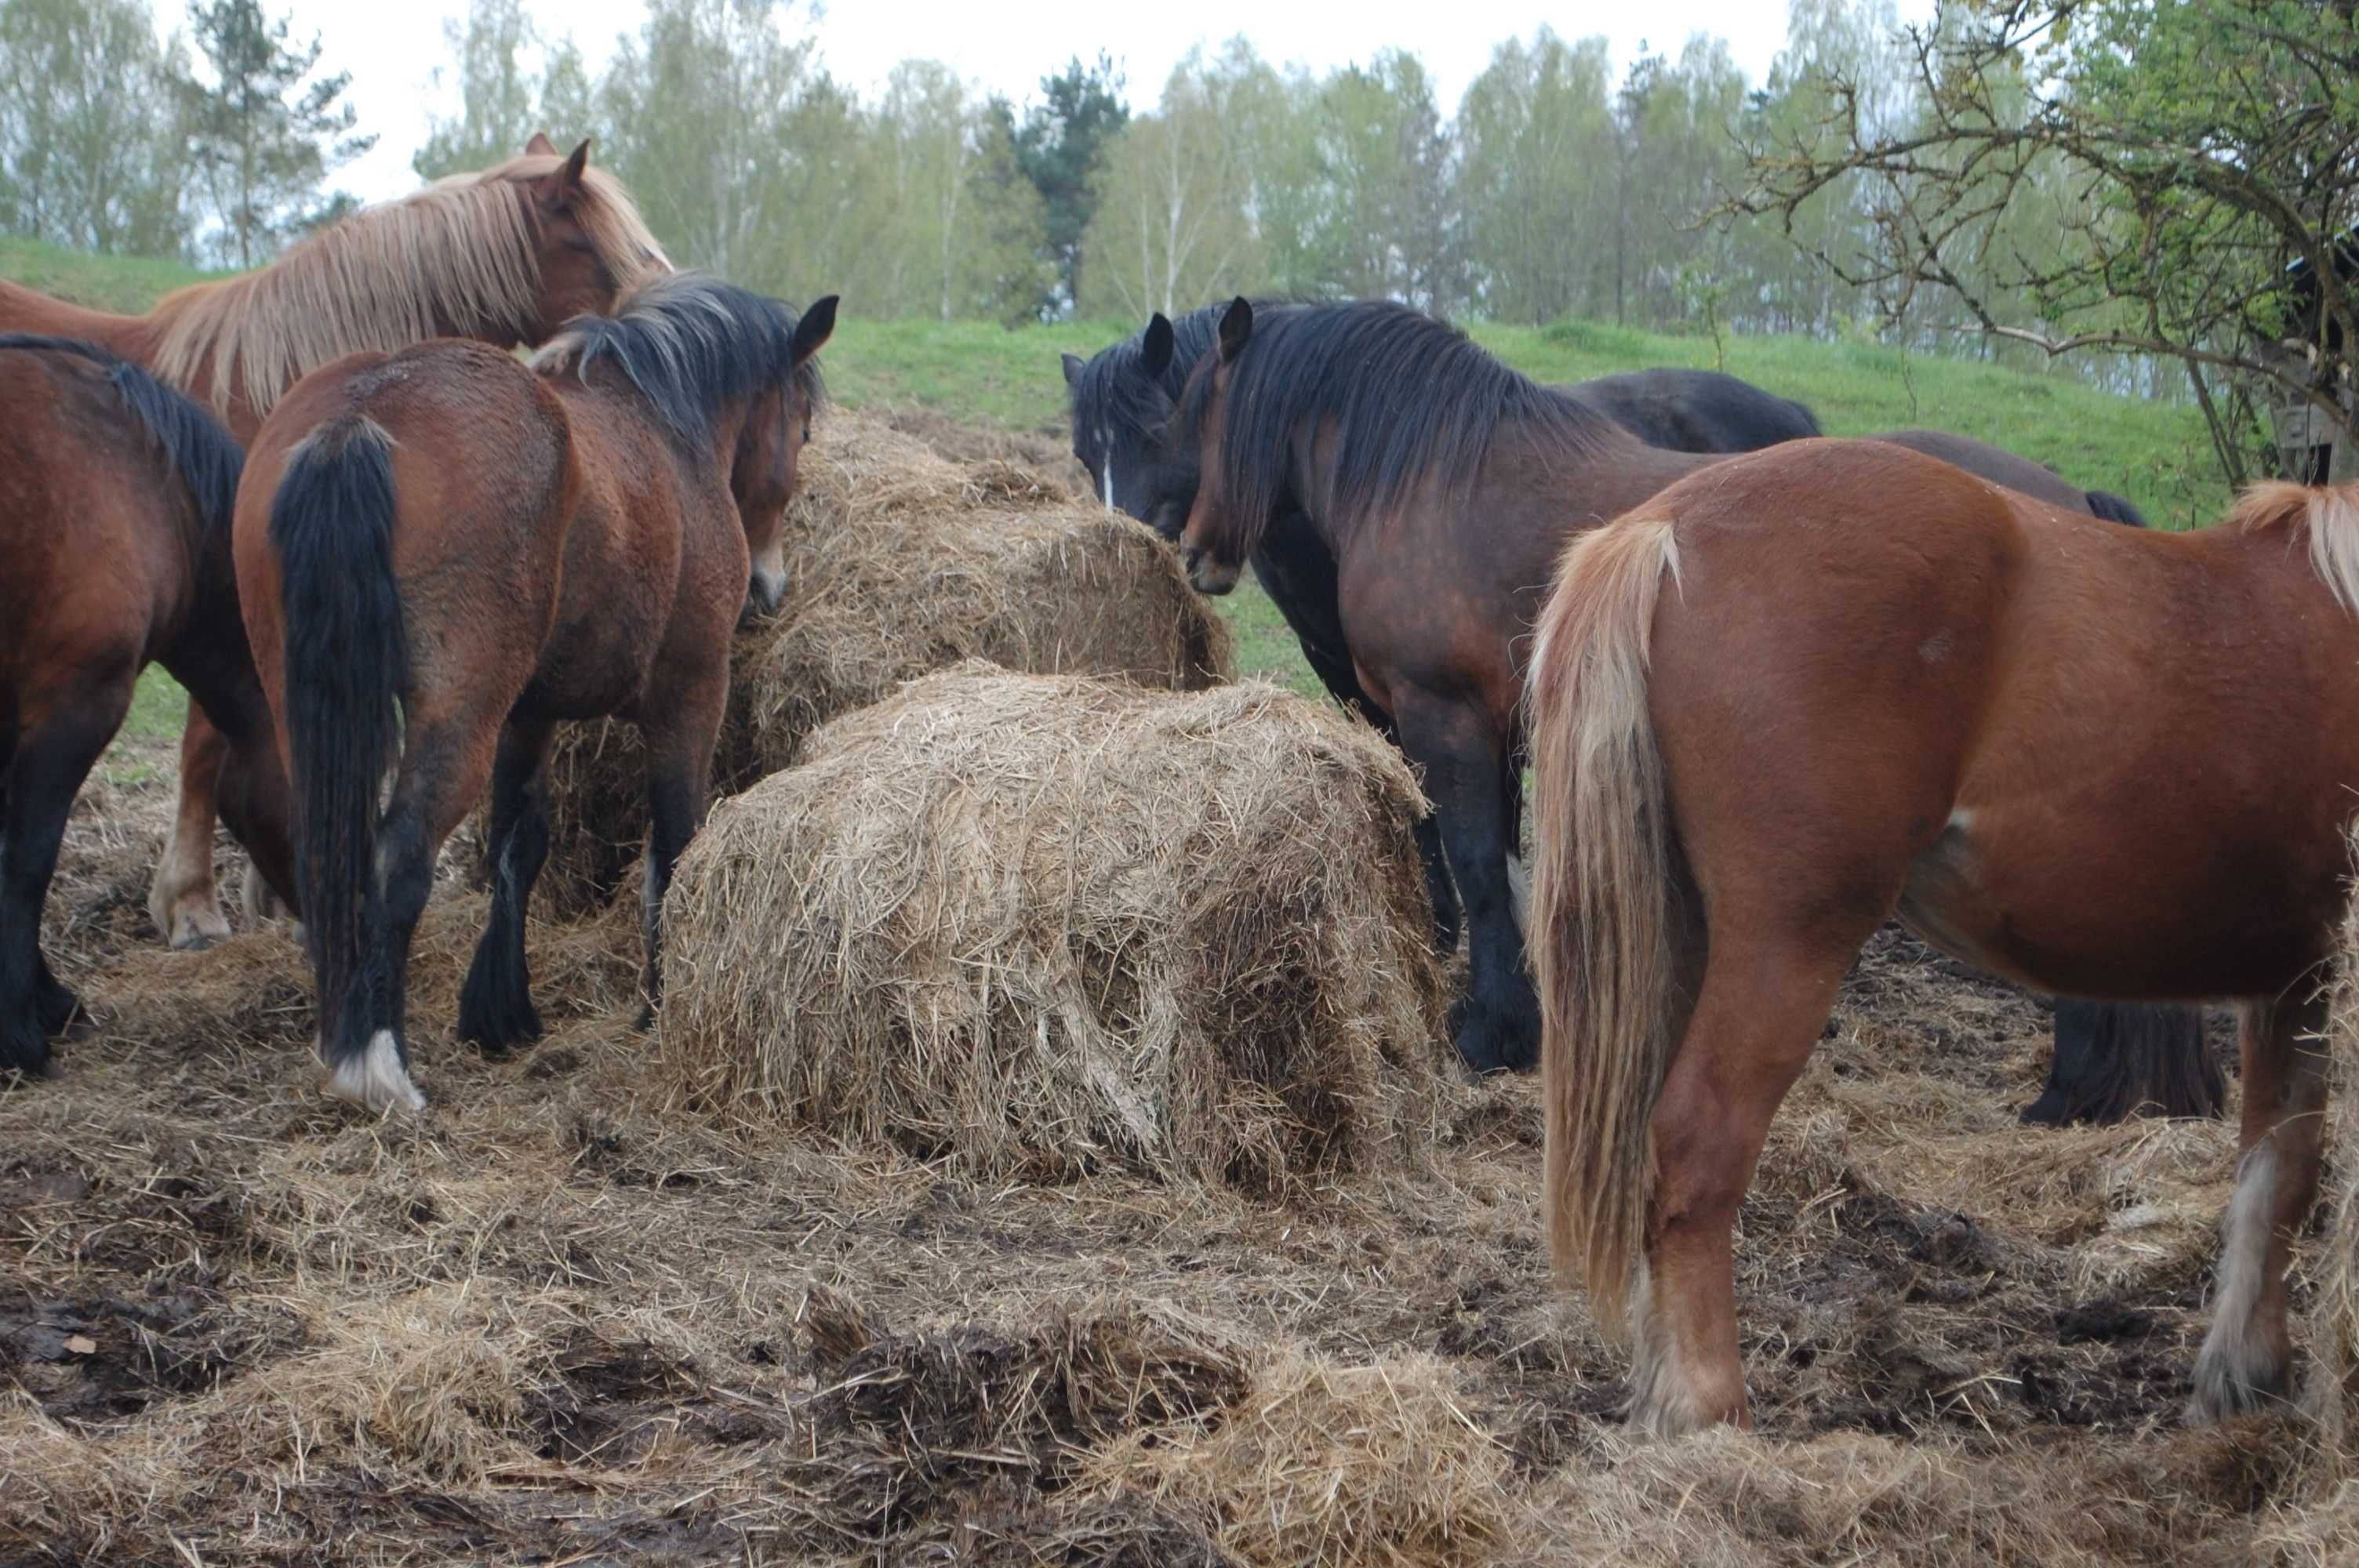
[250,1,1899,205]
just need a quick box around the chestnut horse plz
[0,135,671,950]
[235,275,834,1113]
[1528,439,2359,1435]
[1172,297,2210,1110]
[0,336,293,1080]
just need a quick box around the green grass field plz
[5,235,2221,743]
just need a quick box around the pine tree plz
[176,0,373,267]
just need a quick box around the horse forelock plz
[0,334,243,539]
[149,156,664,421]
[2234,479,2359,616]
[530,273,823,448]
[1181,300,1615,561]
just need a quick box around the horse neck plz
[0,278,158,363]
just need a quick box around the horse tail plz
[270,414,407,1043]
[1527,507,1685,1343]
[2025,999,2223,1127]
[2083,489,2148,527]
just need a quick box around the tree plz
[176,0,373,267]
[1000,53,1129,320]
[1732,0,2354,485]
[1083,42,1285,318]
[413,0,541,182]
[1458,30,1618,324]
[0,0,194,256]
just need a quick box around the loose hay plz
[536,406,1234,915]
[654,667,1452,1193]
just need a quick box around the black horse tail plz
[2084,489,2149,527]
[271,415,407,1054]
[2024,999,2223,1126]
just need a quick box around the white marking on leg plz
[2190,1141,2284,1421]
[1507,853,1531,938]
[327,1029,426,1114]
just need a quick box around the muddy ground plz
[6,680,2358,1559]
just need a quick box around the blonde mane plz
[151,153,665,419]
[2231,478,2359,616]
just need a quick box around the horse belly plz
[1896,802,2341,1001]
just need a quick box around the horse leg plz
[149,699,231,950]
[2024,999,2222,1127]
[1630,924,1858,1436]
[633,695,725,1031]
[2189,991,2331,1420]
[458,717,555,1056]
[1396,693,1535,1073]
[323,719,500,1115]
[2,688,130,1079]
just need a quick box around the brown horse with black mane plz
[235,274,833,1114]
[1172,296,2211,1117]
[0,134,671,950]
[1528,438,2359,1435]
[0,336,293,1080]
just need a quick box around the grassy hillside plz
[4,236,2223,742]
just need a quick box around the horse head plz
[732,295,837,626]
[1174,297,1259,595]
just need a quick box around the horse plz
[0,134,672,953]
[0,336,294,1080]
[233,274,834,1115]
[1525,440,2359,1436]
[1558,366,1819,452]
[1063,304,1826,951]
[1170,298,2212,1110]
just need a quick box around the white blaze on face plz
[1098,426,1116,514]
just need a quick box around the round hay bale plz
[652,666,1452,1195]
[535,407,1234,917]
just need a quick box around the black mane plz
[1175,300,1616,554]
[0,333,245,538]
[1069,303,1227,453]
[537,273,827,448]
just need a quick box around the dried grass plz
[536,407,1233,915]
[654,666,1453,1195]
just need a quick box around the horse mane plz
[150,152,664,419]
[1176,299,1617,555]
[531,273,827,448]
[0,333,242,537]
[2232,479,2359,615]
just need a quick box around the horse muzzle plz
[741,565,789,626]
[1182,545,1241,597]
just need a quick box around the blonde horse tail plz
[1527,508,1684,1344]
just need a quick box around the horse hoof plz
[36,983,82,1038]
[1449,1002,1539,1076]
[325,1031,427,1115]
[2019,1088,2071,1127]
[167,915,231,953]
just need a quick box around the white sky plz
[229,0,1881,205]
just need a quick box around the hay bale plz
[654,667,1451,1193]
[536,407,1234,916]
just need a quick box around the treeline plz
[0,0,2147,390]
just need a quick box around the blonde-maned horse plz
[1527,437,2359,1436]
[0,134,671,949]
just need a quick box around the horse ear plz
[1217,298,1253,364]
[1141,314,1176,376]
[525,131,559,156]
[791,296,839,365]
[1062,351,1085,387]
[549,139,591,204]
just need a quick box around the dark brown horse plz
[0,336,293,1080]
[1172,298,2209,1107]
[1528,441,2359,1435]
[234,275,833,1112]
[0,135,671,951]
